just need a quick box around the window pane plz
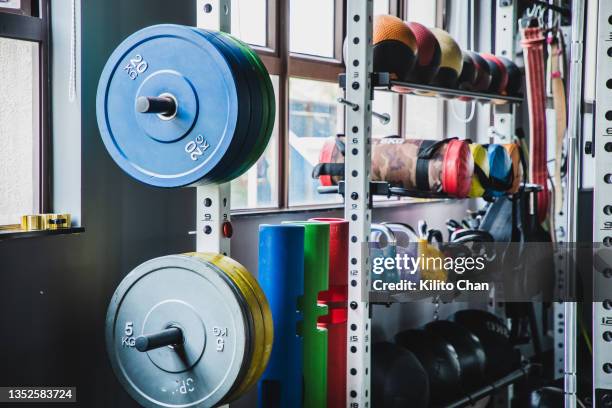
[231,0,267,47]
[0,38,39,225]
[372,91,399,137]
[290,0,335,58]
[374,0,389,15]
[289,78,343,206]
[231,75,280,209]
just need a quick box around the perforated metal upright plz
[592,1,612,405]
[344,1,374,407]
[493,0,517,142]
[195,0,232,257]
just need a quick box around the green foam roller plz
[284,221,329,408]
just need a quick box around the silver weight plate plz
[106,255,251,408]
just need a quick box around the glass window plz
[374,0,390,16]
[288,77,343,206]
[404,96,441,139]
[0,37,39,225]
[372,91,400,138]
[231,75,280,209]
[290,0,335,58]
[231,0,267,47]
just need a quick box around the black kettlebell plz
[425,320,486,392]
[394,328,462,405]
[372,342,430,408]
[450,309,520,380]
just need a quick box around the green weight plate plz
[217,33,275,182]
[187,28,256,184]
[105,254,253,408]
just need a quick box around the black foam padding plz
[373,40,417,81]
[394,329,462,405]
[372,342,430,408]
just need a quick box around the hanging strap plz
[521,25,550,223]
[549,33,567,219]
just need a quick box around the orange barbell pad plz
[442,139,474,198]
[405,21,441,84]
[503,142,522,194]
[373,15,417,80]
[429,28,463,88]
[481,53,509,94]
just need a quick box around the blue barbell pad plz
[97,24,244,187]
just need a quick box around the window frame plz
[235,0,443,212]
[0,0,51,227]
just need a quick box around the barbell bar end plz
[135,327,184,352]
[136,95,177,116]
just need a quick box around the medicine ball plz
[372,342,430,408]
[467,51,492,92]
[429,28,463,89]
[499,56,522,96]
[425,320,486,392]
[373,15,418,80]
[529,387,564,407]
[457,52,477,91]
[405,21,441,84]
[450,310,520,380]
[481,53,509,94]
[394,328,462,405]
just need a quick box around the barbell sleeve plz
[135,327,184,352]
[136,96,176,115]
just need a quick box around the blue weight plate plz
[220,33,275,182]
[96,24,247,187]
[189,28,263,184]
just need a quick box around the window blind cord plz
[68,0,77,103]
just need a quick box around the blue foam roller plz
[258,224,305,408]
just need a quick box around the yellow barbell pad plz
[429,27,463,74]
[185,253,272,402]
[503,143,522,194]
[374,14,417,51]
[469,144,490,198]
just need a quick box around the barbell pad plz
[499,56,523,96]
[283,221,330,408]
[405,22,441,84]
[258,224,305,408]
[481,53,509,94]
[486,144,513,197]
[451,310,520,379]
[394,329,462,405]
[192,252,273,402]
[442,138,474,198]
[191,29,259,184]
[373,15,418,80]
[429,27,463,88]
[317,138,341,186]
[504,142,523,194]
[468,144,490,198]
[425,320,486,392]
[308,217,348,408]
[467,51,492,92]
[372,342,430,408]
[97,24,249,187]
[218,32,276,181]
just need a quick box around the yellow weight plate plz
[469,144,489,198]
[186,253,272,402]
